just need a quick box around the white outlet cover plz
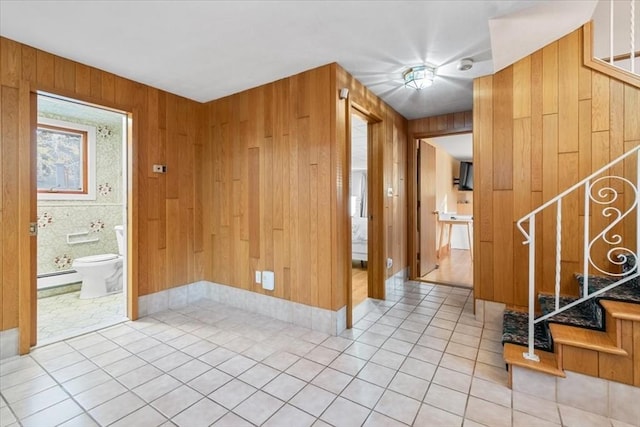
[255,271,262,283]
[262,271,275,291]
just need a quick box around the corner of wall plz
[0,328,20,360]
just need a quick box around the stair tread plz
[575,274,640,304]
[503,343,565,377]
[548,323,627,355]
[600,300,640,321]
[538,294,601,329]
[502,310,552,352]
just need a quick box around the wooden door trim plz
[345,103,384,328]
[408,129,472,280]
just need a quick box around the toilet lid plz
[75,254,119,263]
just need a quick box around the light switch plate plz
[255,271,262,284]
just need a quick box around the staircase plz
[501,145,640,388]
[502,269,640,386]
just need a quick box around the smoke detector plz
[458,58,474,71]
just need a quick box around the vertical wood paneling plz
[592,73,610,131]
[625,85,640,141]
[0,36,205,340]
[513,57,531,119]
[542,42,559,114]
[558,31,580,153]
[474,77,493,243]
[493,69,513,190]
[493,191,514,303]
[1,86,19,330]
[248,147,260,259]
[206,63,407,312]
[530,51,543,192]
[473,26,640,312]
[512,118,531,219]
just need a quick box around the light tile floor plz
[37,291,126,345]
[1,281,633,427]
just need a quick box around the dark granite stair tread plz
[502,310,553,352]
[538,294,602,330]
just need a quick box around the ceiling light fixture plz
[458,58,474,71]
[402,65,436,90]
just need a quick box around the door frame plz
[408,129,472,280]
[20,85,138,353]
[345,100,383,329]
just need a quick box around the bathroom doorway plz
[35,94,129,345]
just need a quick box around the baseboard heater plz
[37,270,82,290]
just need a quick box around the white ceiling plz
[0,1,597,120]
[429,133,473,162]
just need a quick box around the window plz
[37,118,96,200]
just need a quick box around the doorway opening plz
[416,133,473,288]
[350,113,369,308]
[35,93,129,345]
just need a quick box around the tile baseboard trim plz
[474,298,505,328]
[385,267,409,292]
[512,367,640,425]
[138,280,346,336]
[0,328,19,360]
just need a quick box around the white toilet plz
[73,225,124,299]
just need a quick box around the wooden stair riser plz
[598,319,636,386]
[548,323,627,356]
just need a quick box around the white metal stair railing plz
[593,0,639,76]
[516,145,640,362]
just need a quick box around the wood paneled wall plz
[1,35,409,340]
[0,36,205,336]
[204,65,336,309]
[336,66,408,299]
[204,64,408,310]
[473,27,640,306]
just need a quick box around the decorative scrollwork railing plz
[516,146,640,362]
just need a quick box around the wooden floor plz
[420,249,473,288]
[352,262,368,306]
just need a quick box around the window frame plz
[37,117,97,201]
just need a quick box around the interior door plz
[418,141,437,276]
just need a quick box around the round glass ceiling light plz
[403,65,436,90]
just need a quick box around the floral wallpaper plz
[37,100,125,276]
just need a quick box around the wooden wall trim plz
[407,111,473,279]
[583,22,640,90]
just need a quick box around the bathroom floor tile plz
[37,291,125,344]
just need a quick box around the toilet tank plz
[114,225,125,255]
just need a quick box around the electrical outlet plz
[255,271,262,284]
[152,164,167,173]
[386,258,393,269]
[262,271,275,291]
